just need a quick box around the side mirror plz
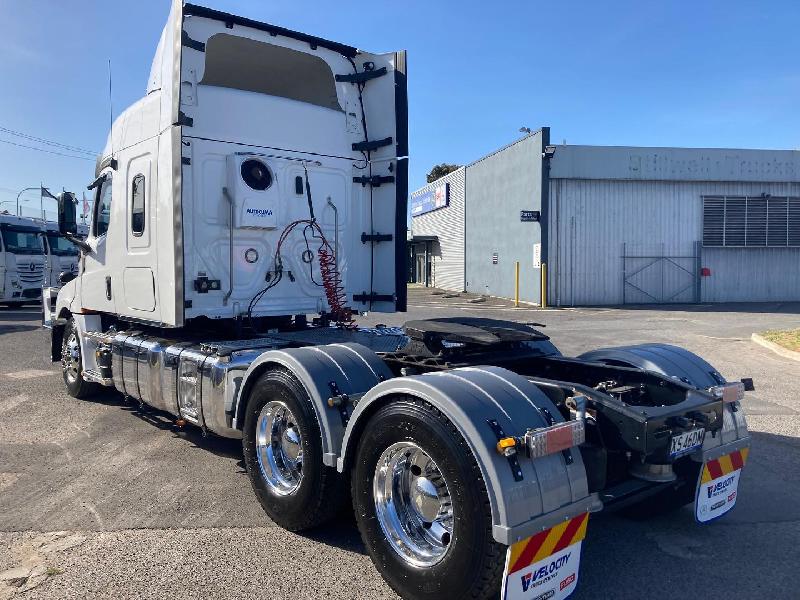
[59,271,77,285]
[58,191,92,253]
[58,192,78,235]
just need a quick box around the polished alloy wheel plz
[255,400,304,496]
[373,442,455,567]
[63,331,80,384]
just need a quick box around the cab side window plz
[94,176,113,237]
[131,174,145,236]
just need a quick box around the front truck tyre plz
[242,367,349,531]
[61,317,98,399]
[351,397,504,600]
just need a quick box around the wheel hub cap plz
[63,332,80,383]
[256,401,303,496]
[373,442,454,567]
[411,477,441,522]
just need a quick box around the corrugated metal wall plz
[410,168,466,291]
[703,247,800,302]
[465,132,544,303]
[549,178,800,305]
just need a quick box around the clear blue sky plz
[1,0,798,221]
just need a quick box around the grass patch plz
[45,567,64,577]
[760,328,800,352]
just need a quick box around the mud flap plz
[695,447,749,523]
[501,513,588,600]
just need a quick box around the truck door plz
[41,233,52,287]
[117,144,159,318]
[80,173,116,313]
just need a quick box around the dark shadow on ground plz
[0,324,40,335]
[84,387,246,461]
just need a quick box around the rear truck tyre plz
[242,367,349,531]
[61,317,98,399]
[351,397,504,600]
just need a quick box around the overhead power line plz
[0,126,98,156]
[0,138,95,161]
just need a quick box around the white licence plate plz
[670,428,705,457]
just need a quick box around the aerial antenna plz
[108,58,114,157]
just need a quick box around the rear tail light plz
[710,381,745,404]
[495,396,588,459]
[525,420,585,459]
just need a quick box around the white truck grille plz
[18,263,44,285]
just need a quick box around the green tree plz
[426,163,461,183]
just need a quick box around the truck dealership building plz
[409,128,800,306]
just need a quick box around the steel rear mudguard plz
[578,343,724,388]
[339,365,601,546]
[578,343,750,466]
[235,345,600,545]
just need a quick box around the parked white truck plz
[42,221,86,288]
[1,214,46,307]
[43,3,752,599]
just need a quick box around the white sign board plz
[533,243,541,269]
[695,448,748,523]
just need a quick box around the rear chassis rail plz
[383,350,725,459]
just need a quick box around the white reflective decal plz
[695,448,749,523]
[502,513,588,600]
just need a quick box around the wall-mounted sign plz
[411,183,450,217]
[492,252,499,265]
[533,243,541,269]
[520,210,540,222]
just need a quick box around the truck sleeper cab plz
[43,4,751,600]
[0,214,45,307]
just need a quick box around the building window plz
[702,195,800,247]
[131,174,145,236]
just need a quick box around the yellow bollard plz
[514,261,520,307]
[540,263,547,308]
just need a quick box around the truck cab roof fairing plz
[182,3,359,58]
[148,2,360,98]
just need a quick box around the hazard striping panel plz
[502,512,589,600]
[701,447,748,483]
[696,447,749,523]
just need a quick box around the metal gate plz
[622,242,701,304]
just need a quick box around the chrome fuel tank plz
[110,334,285,439]
[107,328,407,439]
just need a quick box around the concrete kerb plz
[751,332,800,362]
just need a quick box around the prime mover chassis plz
[45,307,751,600]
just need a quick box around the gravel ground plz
[1,289,799,599]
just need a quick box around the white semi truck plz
[43,3,752,599]
[1,214,46,307]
